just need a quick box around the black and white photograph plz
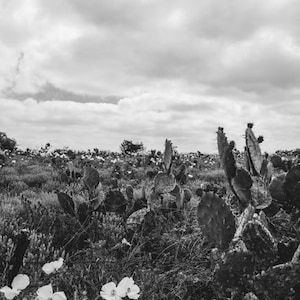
[0,1,300,299]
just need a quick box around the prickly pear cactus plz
[241,220,277,266]
[56,191,76,217]
[77,202,89,224]
[218,128,255,213]
[153,172,176,194]
[174,164,187,185]
[83,166,100,196]
[269,173,286,203]
[283,165,300,209]
[245,123,263,176]
[214,124,300,299]
[231,167,252,206]
[163,139,173,173]
[270,154,286,170]
[169,184,183,209]
[197,192,235,250]
[217,127,237,181]
[250,177,272,209]
[253,261,300,299]
[102,190,127,214]
[215,249,255,290]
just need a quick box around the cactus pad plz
[163,139,173,173]
[83,166,100,194]
[253,262,300,299]
[241,220,277,263]
[283,165,300,209]
[215,249,255,289]
[77,202,89,224]
[231,167,252,206]
[245,124,263,176]
[56,191,75,217]
[197,192,235,250]
[102,190,127,214]
[269,173,286,203]
[154,172,176,194]
[217,127,237,180]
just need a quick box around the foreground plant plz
[35,283,67,300]
[0,274,29,299]
[197,124,300,299]
[42,257,64,275]
[100,277,140,300]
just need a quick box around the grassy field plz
[0,151,226,300]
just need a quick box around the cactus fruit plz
[182,188,192,203]
[283,165,300,209]
[82,166,100,196]
[197,192,235,250]
[257,136,264,144]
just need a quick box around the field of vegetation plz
[0,124,300,300]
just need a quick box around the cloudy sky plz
[1,0,300,153]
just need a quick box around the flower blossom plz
[42,257,64,274]
[0,274,30,299]
[100,277,140,300]
[35,284,67,300]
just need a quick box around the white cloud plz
[1,93,299,153]
[1,0,300,152]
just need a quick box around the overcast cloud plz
[0,0,299,153]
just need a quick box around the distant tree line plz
[0,132,16,152]
[120,140,144,155]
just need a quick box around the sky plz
[1,0,300,153]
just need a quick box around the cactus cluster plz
[126,139,194,231]
[197,124,300,299]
